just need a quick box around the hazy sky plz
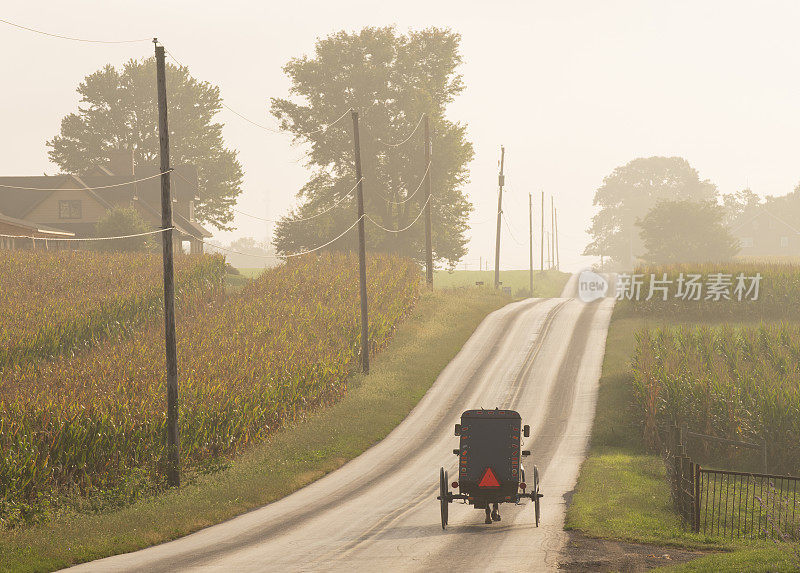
[3,1,800,271]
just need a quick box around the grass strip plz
[1,288,509,573]
[433,268,570,296]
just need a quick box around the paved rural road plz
[69,277,614,573]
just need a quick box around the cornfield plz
[0,251,226,368]
[632,324,800,475]
[616,263,800,320]
[0,252,419,525]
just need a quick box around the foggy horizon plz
[4,1,800,270]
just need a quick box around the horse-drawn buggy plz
[437,408,542,528]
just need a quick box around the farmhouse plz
[729,208,800,257]
[0,152,211,252]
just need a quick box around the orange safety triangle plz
[478,467,501,487]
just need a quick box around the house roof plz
[0,211,74,236]
[730,207,800,236]
[175,212,212,238]
[0,166,199,218]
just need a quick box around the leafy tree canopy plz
[721,187,762,225]
[94,206,153,252]
[637,200,739,264]
[47,58,243,230]
[584,156,717,267]
[270,26,473,267]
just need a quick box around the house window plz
[781,236,790,248]
[189,200,196,222]
[58,200,82,219]
[740,237,754,248]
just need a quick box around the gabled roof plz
[0,211,74,236]
[729,207,800,236]
[0,176,73,218]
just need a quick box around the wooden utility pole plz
[555,206,560,271]
[154,40,179,488]
[546,232,551,269]
[351,110,370,374]
[540,191,545,273]
[548,195,556,269]
[423,114,433,288]
[529,192,533,295]
[493,146,505,289]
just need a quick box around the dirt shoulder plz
[559,530,709,572]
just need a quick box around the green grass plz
[661,547,798,572]
[236,267,267,279]
[566,310,800,571]
[433,269,569,297]
[0,288,509,573]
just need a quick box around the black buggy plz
[436,408,542,528]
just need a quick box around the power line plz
[503,213,524,245]
[175,169,363,224]
[380,115,425,147]
[233,177,362,223]
[371,162,431,205]
[0,227,174,242]
[164,47,352,137]
[0,170,172,191]
[0,18,151,43]
[366,194,432,233]
[199,215,364,259]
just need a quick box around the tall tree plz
[637,200,739,264]
[584,156,717,267]
[721,187,762,225]
[47,58,243,230]
[270,27,473,266]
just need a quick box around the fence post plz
[687,460,693,525]
[762,438,768,474]
[694,464,701,533]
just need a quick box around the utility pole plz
[494,146,505,289]
[550,196,555,270]
[540,191,545,273]
[555,206,560,270]
[546,232,551,269]
[424,114,433,288]
[351,110,369,374]
[529,192,533,295]
[154,40,179,488]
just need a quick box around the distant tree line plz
[582,156,788,267]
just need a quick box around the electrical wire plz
[502,213,525,245]
[371,162,430,206]
[366,195,431,234]
[197,215,364,259]
[174,169,363,224]
[0,227,174,241]
[166,46,351,137]
[380,115,425,147]
[0,18,151,43]
[232,178,361,223]
[0,170,172,191]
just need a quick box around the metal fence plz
[662,422,800,540]
[700,468,800,540]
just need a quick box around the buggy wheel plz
[533,465,541,527]
[439,467,449,529]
